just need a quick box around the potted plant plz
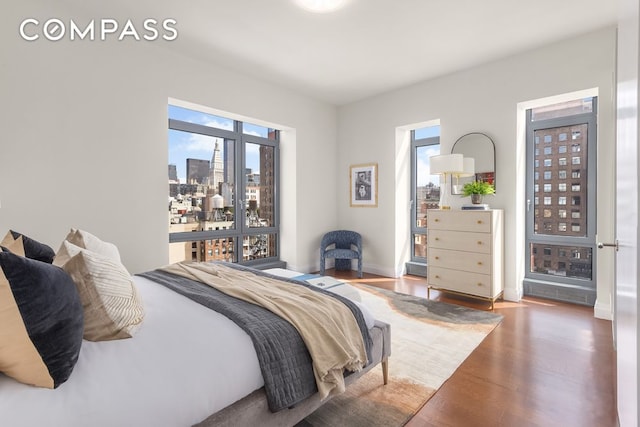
[461,180,495,204]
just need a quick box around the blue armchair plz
[319,230,363,278]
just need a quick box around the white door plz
[614,1,639,424]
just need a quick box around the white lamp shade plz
[459,157,475,177]
[430,153,464,175]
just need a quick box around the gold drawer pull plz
[477,282,483,287]
[434,237,440,241]
[477,241,483,245]
[435,275,440,279]
[435,256,440,260]
[477,261,483,266]
[477,220,483,224]
[434,218,440,222]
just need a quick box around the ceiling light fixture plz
[293,0,349,13]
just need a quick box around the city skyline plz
[169,105,264,183]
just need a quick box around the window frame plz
[168,111,281,267]
[410,130,440,264]
[524,97,597,302]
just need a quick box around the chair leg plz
[357,258,363,278]
[320,257,325,276]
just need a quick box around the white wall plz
[337,27,617,311]
[0,0,338,274]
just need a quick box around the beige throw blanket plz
[160,262,368,400]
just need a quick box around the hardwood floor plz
[325,269,618,427]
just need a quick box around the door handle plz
[597,241,619,251]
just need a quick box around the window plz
[526,96,596,301]
[168,104,280,266]
[410,125,440,266]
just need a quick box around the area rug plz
[299,284,503,427]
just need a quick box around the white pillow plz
[63,229,121,263]
[52,240,83,267]
[62,249,144,341]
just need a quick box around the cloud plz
[183,133,217,153]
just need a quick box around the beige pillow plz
[0,233,26,257]
[53,240,84,267]
[62,250,144,341]
[63,229,121,263]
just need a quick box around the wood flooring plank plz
[323,269,617,427]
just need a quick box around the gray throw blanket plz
[138,263,372,413]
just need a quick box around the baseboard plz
[503,286,522,302]
[594,299,613,320]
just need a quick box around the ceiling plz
[64,0,618,105]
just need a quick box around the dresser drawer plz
[428,266,493,298]
[428,248,491,274]
[428,230,491,254]
[427,210,491,233]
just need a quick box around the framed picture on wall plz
[350,163,378,207]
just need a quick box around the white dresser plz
[427,209,504,309]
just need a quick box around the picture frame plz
[350,163,378,207]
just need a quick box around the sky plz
[168,105,265,183]
[169,105,441,187]
[415,125,441,187]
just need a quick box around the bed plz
[0,230,391,427]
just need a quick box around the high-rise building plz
[209,141,224,191]
[168,164,178,182]
[531,123,591,279]
[186,158,210,185]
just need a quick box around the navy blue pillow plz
[7,230,56,264]
[0,251,83,388]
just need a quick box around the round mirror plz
[451,132,496,194]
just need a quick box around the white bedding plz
[0,274,375,426]
[0,276,263,427]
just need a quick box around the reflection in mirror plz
[451,132,496,194]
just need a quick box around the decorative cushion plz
[0,235,26,257]
[53,240,86,268]
[0,251,83,388]
[62,249,144,341]
[60,229,121,264]
[1,230,55,263]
